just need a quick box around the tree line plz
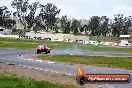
[0,0,132,37]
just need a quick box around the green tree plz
[12,0,29,32]
[60,15,71,34]
[39,3,61,32]
[0,6,16,28]
[25,2,40,30]
[80,24,89,35]
[111,14,132,37]
[5,19,16,28]
[71,19,80,35]
[64,21,71,34]
[0,6,10,26]
[60,15,67,33]
[88,16,100,36]
[99,16,109,36]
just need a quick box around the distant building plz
[35,32,64,41]
[0,27,12,35]
[25,31,89,42]
[119,35,131,46]
[63,34,89,42]
[0,27,5,34]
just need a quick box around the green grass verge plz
[0,38,75,50]
[77,44,132,53]
[0,38,132,53]
[37,55,132,70]
[0,75,74,88]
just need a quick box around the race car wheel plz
[37,50,40,54]
[46,50,48,54]
[48,50,50,53]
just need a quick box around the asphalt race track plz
[0,48,132,88]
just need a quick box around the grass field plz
[0,38,132,53]
[0,38,75,50]
[77,44,132,53]
[37,55,132,70]
[0,75,74,88]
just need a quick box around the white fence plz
[0,34,19,38]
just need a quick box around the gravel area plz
[0,63,98,88]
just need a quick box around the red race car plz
[36,45,51,54]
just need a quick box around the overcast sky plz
[1,0,132,19]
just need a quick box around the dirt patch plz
[0,63,98,88]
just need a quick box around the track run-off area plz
[0,48,132,88]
